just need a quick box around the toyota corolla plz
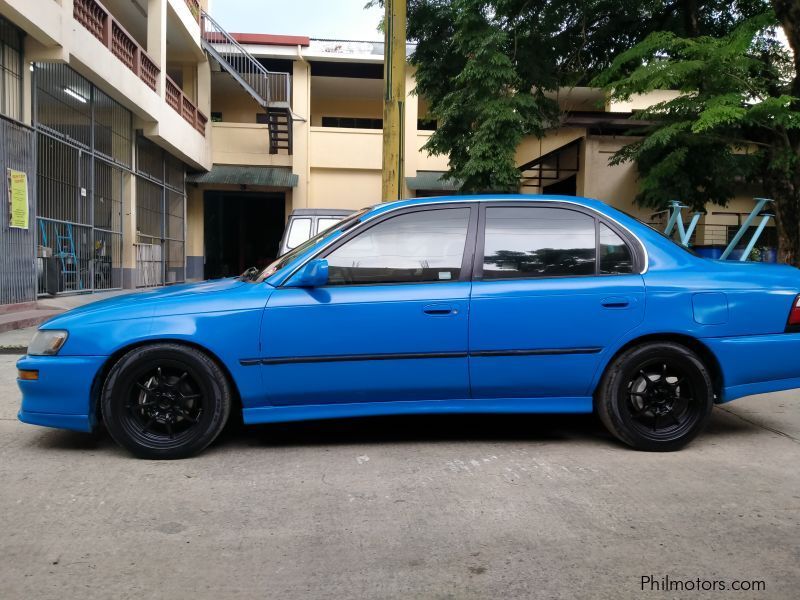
[16,195,800,458]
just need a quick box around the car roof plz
[365,194,612,218]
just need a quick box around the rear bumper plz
[16,354,106,432]
[702,333,800,402]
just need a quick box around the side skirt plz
[242,397,593,425]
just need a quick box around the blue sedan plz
[16,195,800,458]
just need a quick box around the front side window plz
[482,207,596,279]
[326,208,470,285]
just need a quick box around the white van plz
[278,208,355,256]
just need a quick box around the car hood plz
[42,278,249,328]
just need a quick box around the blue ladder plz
[41,220,82,291]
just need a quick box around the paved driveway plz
[0,353,798,599]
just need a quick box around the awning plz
[187,165,298,187]
[405,171,461,192]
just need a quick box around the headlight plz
[27,330,69,356]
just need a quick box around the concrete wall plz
[211,123,293,167]
[2,0,211,170]
[309,168,382,209]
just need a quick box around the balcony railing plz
[166,76,208,136]
[185,0,201,24]
[73,0,160,92]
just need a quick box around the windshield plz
[255,208,371,282]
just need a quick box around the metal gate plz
[33,62,128,295]
[135,137,186,286]
[0,115,36,305]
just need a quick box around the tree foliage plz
[594,4,800,263]
[399,0,771,192]
[593,10,794,209]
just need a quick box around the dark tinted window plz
[326,208,470,285]
[482,207,596,279]
[599,223,634,274]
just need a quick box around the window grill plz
[135,136,186,286]
[0,17,23,122]
[34,63,128,294]
[94,87,133,167]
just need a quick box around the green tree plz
[594,4,800,263]
[397,0,769,192]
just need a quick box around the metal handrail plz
[200,10,291,105]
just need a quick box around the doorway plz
[203,191,286,279]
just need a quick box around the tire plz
[101,344,232,459]
[596,342,714,452]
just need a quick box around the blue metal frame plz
[720,198,774,261]
[663,201,702,248]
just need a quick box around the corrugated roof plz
[187,165,298,188]
[406,171,461,191]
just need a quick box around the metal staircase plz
[201,11,293,154]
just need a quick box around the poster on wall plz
[8,169,29,230]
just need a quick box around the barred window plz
[0,17,23,121]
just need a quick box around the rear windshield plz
[621,210,698,256]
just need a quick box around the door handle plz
[424,304,457,316]
[601,297,631,309]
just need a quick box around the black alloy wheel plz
[596,342,714,451]
[102,344,231,459]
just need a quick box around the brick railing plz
[73,0,160,92]
[166,75,207,136]
[185,0,201,23]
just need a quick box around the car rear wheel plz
[596,342,714,451]
[101,344,231,459]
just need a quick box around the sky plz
[209,0,384,41]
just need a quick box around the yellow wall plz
[186,187,204,257]
[309,127,382,170]
[310,97,382,126]
[210,79,261,123]
[581,136,649,220]
[211,123,293,166]
[309,168,382,209]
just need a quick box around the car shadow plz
[24,405,767,456]
[226,412,607,450]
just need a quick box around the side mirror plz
[287,258,329,288]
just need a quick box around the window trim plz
[473,201,642,282]
[281,204,478,288]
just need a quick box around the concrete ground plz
[0,352,798,599]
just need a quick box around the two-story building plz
[0,0,772,307]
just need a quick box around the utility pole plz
[381,0,406,202]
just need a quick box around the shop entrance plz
[203,191,286,279]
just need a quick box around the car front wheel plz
[101,344,231,459]
[596,342,714,451]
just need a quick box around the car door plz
[468,202,646,400]
[260,204,477,406]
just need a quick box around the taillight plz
[787,295,800,332]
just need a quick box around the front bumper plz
[16,354,107,432]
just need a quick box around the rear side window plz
[482,207,596,279]
[599,223,634,274]
[326,208,470,285]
